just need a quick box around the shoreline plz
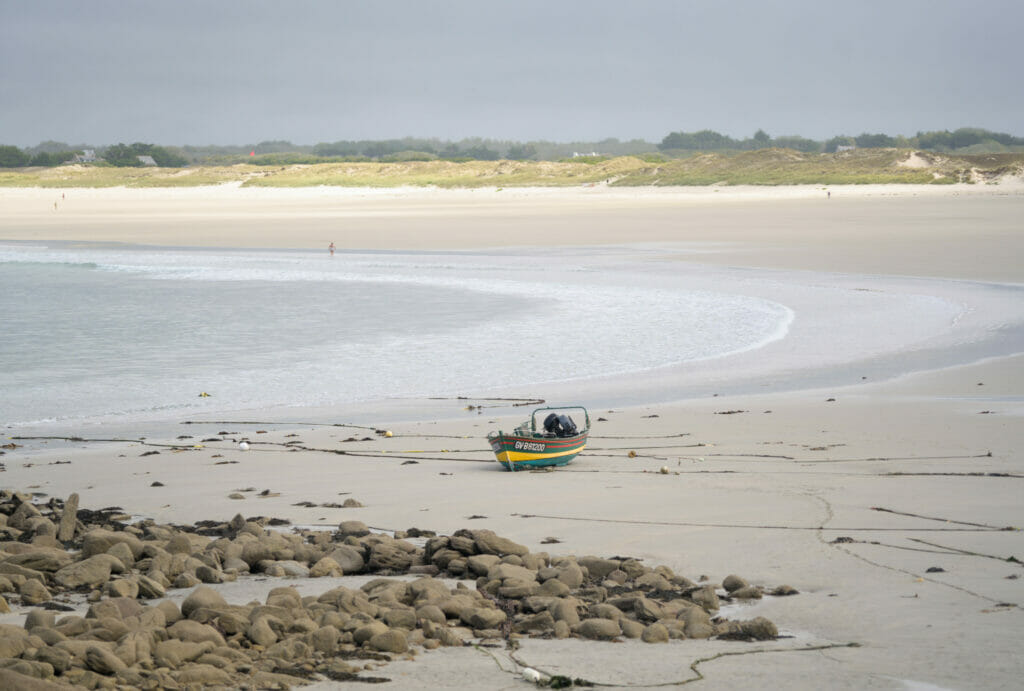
[3,242,1020,437]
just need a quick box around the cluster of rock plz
[0,489,791,689]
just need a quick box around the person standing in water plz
[329,242,335,256]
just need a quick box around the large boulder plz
[104,578,138,600]
[153,639,214,669]
[415,604,447,625]
[731,585,763,600]
[449,535,477,555]
[24,608,56,631]
[53,555,122,589]
[2,549,74,573]
[86,597,144,621]
[33,646,73,675]
[368,542,414,572]
[81,530,144,560]
[382,607,417,630]
[466,554,501,576]
[0,624,31,657]
[9,501,42,529]
[0,562,46,584]
[134,574,166,599]
[153,600,182,625]
[539,578,570,597]
[176,664,232,686]
[247,617,278,647]
[460,607,506,630]
[167,619,226,647]
[240,533,294,566]
[308,625,339,654]
[105,543,135,570]
[577,618,621,640]
[589,603,624,622]
[472,529,529,557]
[739,617,778,640]
[512,610,555,633]
[641,622,670,643]
[681,606,714,639]
[722,574,749,592]
[84,645,127,675]
[273,560,310,578]
[163,534,192,555]
[577,556,621,580]
[57,494,79,542]
[325,545,365,574]
[549,599,580,627]
[689,585,720,612]
[635,571,673,590]
[181,585,228,618]
[265,586,303,610]
[0,668,77,690]
[434,626,467,647]
[554,562,585,589]
[337,520,370,538]
[367,629,407,653]
[408,577,450,605]
[498,578,539,599]
[353,621,389,645]
[309,556,342,578]
[634,596,665,622]
[486,562,537,583]
[19,578,52,605]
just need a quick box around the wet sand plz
[2,184,1023,689]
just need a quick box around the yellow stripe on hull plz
[494,444,586,464]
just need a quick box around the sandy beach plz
[1,183,1023,689]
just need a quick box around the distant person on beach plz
[329,242,335,256]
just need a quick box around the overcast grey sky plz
[2,0,1021,147]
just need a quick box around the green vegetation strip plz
[1,150,1021,188]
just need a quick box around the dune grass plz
[1,150,1019,189]
[614,149,940,186]
[0,164,245,188]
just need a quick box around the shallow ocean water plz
[4,240,1022,434]
[1,244,793,429]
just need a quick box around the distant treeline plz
[189,137,660,164]
[2,127,1022,168]
[658,127,1024,154]
[0,141,187,168]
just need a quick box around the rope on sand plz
[496,642,861,688]
[510,512,1016,533]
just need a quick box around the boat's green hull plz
[488,431,588,471]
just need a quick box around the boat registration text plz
[514,441,546,452]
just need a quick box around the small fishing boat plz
[488,406,590,471]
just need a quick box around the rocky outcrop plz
[0,488,788,687]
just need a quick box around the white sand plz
[2,184,1023,689]
[3,182,1022,280]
